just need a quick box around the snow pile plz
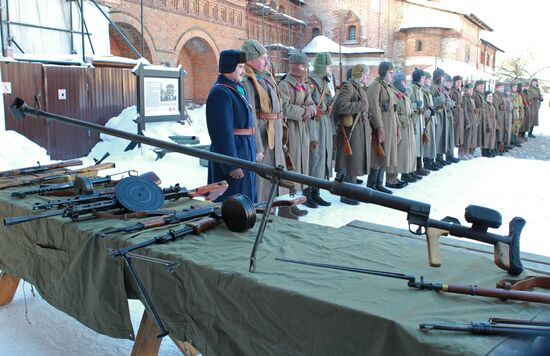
[0,130,53,169]
[302,36,384,54]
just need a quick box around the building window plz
[486,54,491,66]
[415,40,423,52]
[465,44,470,62]
[312,27,320,38]
[348,25,356,41]
[480,50,484,64]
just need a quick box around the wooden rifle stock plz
[422,129,429,144]
[187,180,228,201]
[371,132,385,157]
[339,124,352,155]
[282,121,295,171]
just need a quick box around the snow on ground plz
[0,102,549,355]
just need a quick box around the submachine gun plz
[9,97,526,275]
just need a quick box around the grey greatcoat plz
[492,92,506,143]
[406,83,425,157]
[443,88,455,151]
[528,85,543,127]
[279,73,315,190]
[367,78,399,169]
[333,79,380,177]
[389,88,416,174]
[431,84,448,155]
[422,86,437,159]
[504,95,513,144]
[306,71,334,180]
[449,87,465,147]
[474,91,484,148]
[463,93,477,149]
[242,67,285,202]
[483,100,497,149]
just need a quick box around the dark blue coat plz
[206,75,257,203]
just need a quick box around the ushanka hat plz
[241,39,267,61]
[313,53,332,76]
[288,52,309,65]
[219,50,247,73]
[452,75,463,83]
[351,64,368,80]
[378,61,394,78]
[433,67,445,84]
[393,71,407,92]
[412,67,425,83]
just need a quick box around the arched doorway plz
[109,23,153,63]
[177,36,218,103]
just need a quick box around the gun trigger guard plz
[409,224,424,235]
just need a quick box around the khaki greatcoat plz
[450,87,465,147]
[406,83,425,157]
[367,78,399,169]
[388,88,416,174]
[306,71,334,179]
[279,73,316,190]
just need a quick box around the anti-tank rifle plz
[0,159,83,177]
[9,97,527,275]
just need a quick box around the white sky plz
[450,0,550,81]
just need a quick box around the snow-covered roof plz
[400,0,492,32]
[248,2,306,26]
[302,36,384,55]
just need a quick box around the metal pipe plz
[3,20,92,36]
[88,0,142,58]
[69,0,74,54]
[80,0,85,62]
[141,0,144,56]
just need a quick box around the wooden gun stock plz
[188,180,229,201]
[339,125,352,156]
[371,133,385,157]
[255,195,306,213]
[189,216,219,234]
[422,129,429,144]
[425,227,449,267]
[282,121,295,171]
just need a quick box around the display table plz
[1,186,549,355]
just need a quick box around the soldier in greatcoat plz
[279,52,316,214]
[406,68,430,176]
[304,52,334,208]
[473,80,485,157]
[430,68,449,167]
[462,83,476,159]
[492,82,507,153]
[422,73,439,170]
[332,64,375,205]
[366,61,399,194]
[449,76,465,159]
[442,74,458,163]
[528,78,543,138]
[206,50,256,203]
[388,71,417,187]
[240,40,298,219]
[519,81,533,140]
[483,91,498,156]
[510,82,524,146]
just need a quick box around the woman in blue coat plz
[206,50,257,203]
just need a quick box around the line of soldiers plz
[208,41,544,217]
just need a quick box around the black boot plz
[410,171,423,180]
[446,151,459,163]
[277,207,298,220]
[312,187,331,206]
[290,205,308,216]
[375,168,393,194]
[366,169,378,189]
[436,154,449,166]
[303,187,319,208]
[529,128,536,138]
[340,175,359,205]
[401,173,417,183]
[416,157,430,176]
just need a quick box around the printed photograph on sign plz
[144,77,180,116]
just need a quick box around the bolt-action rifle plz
[420,318,550,338]
[11,176,112,198]
[276,258,550,305]
[0,159,83,177]
[0,162,115,189]
[9,97,527,275]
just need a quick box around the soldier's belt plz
[233,127,255,135]
[315,111,329,118]
[257,112,282,120]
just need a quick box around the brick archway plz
[175,29,219,103]
[109,12,157,63]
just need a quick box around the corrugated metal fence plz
[2,61,137,159]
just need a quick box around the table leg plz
[0,272,20,306]
[131,310,200,356]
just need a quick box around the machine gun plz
[0,159,83,177]
[11,176,112,198]
[9,97,527,275]
[97,194,305,237]
[276,258,550,305]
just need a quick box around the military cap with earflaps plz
[351,64,368,80]
[452,75,463,83]
[288,52,309,65]
[474,80,486,88]
[484,90,493,100]
[219,50,247,73]
[495,82,505,88]
[378,61,394,79]
[433,67,445,84]
[412,67,425,83]
[241,39,267,61]
[464,82,474,89]
[393,71,407,93]
[313,52,332,76]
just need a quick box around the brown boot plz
[277,206,299,220]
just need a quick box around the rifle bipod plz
[250,171,282,272]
